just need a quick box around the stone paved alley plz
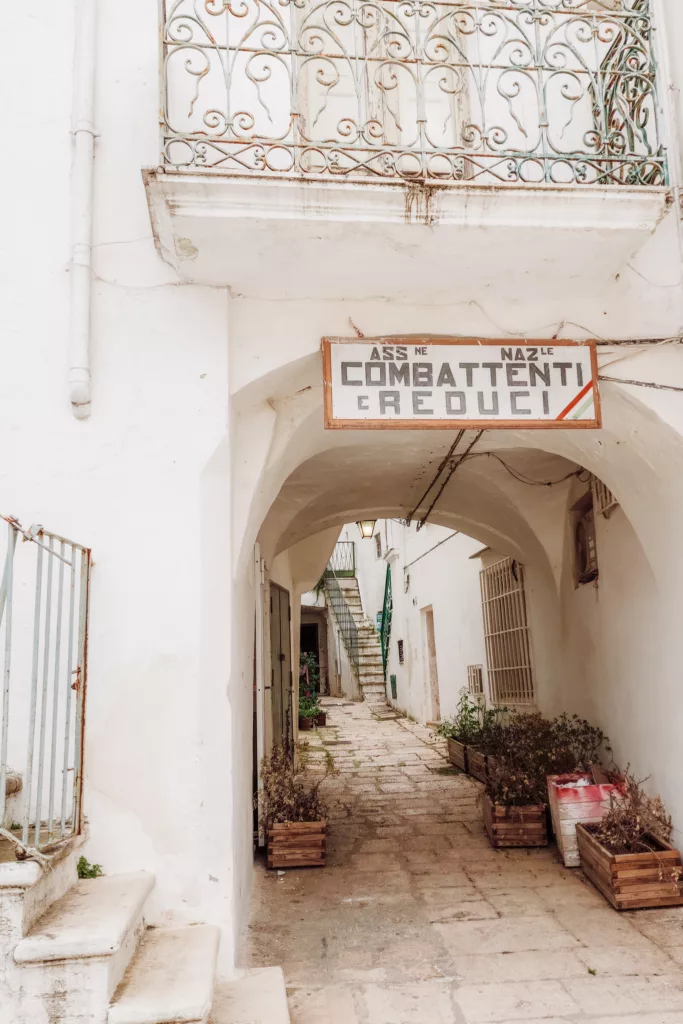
[243,700,683,1024]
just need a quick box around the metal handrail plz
[324,566,360,676]
[325,541,356,578]
[380,564,393,679]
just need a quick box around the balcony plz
[145,0,672,298]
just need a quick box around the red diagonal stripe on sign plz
[556,380,594,421]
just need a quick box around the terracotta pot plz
[298,716,314,731]
[316,711,327,726]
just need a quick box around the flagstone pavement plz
[242,698,683,1024]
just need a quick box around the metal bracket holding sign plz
[322,337,601,430]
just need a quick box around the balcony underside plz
[144,171,671,302]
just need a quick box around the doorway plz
[270,583,293,750]
[423,606,441,722]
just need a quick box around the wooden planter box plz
[548,774,620,868]
[576,823,683,910]
[468,747,488,784]
[267,820,327,869]
[316,711,327,727]
[447,738,467,772]
[483,794,548,848]
[298,716,314,731]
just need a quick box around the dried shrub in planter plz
[594,773,675,856]
[550,713,611,773]
[260,745,328,829]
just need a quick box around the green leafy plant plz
[77,856,103,879]
[437,691,483,745]
[438,691,510,748]
[300,650,320,691]
[259,745,328,828]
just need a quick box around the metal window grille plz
[397,639,404,664]
[575,506,599,584]
[375,534,382,559]
[479,558,534,706]
[467,664,484,696]
[592,477,619,518]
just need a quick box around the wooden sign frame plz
[321,336,601,430]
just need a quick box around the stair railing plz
[380,564,393,679]
[324,565,360,676]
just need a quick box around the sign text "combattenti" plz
[322,338,600,430]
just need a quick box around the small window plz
[397,639,404,664]
[574,498,599,585]
[592,476,619,519]
[467,664,484,696]
[375,533,382,558]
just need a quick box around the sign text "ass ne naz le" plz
[322,338,600,430]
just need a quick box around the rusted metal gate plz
[0,516,91,857]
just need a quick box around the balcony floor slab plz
[144,172,672,303]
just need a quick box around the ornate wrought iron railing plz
[380,564,392,677]
[160,0,666,187]
[324,571,360,674]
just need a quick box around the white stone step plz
[210,967,289,1024]
[109,925,220,1024]
[16,872,154,966]
[0,831,86,952]
[14,871,155,1018]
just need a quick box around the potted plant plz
[546,714,617,867]
[482,713,557,848]
[260,745,328,869]
[484,759,549,848]
[439,691,481,772]
[577,774,683,910]
[298,692,319,730]
[299,652,325,727]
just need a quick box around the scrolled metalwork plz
[160,0,667,185]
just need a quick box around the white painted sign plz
[322,337,600,430]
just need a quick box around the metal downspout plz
[69,0,97,419]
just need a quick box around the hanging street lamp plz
[356,520,376,540]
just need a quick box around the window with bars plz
[397,639,404,664]
[467,664,484,696]
[591,476,619,518]
[479,557,534,706]
[375,533,382,559]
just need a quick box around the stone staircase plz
[337,579,387,705]
[0,833,290,1024]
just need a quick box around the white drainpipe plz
[69,0,97,419]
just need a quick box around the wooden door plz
[270,583,293,750]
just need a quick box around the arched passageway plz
[223,347,683,983]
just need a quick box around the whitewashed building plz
[3,0,683,1019]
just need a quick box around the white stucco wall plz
[6,0,683,982]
